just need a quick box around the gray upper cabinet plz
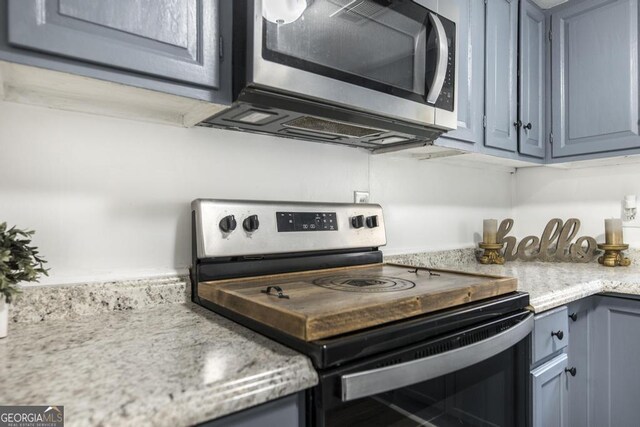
[438,0,547,163]
[7,0,222,90]
[551,0,640,158]
[485,0,519,153]
[435,0,485,151]
[519,0,546,158]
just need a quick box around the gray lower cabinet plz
[531,306,570,427]
[563,295,640,427]
[550,0,640,159]
[531,353,569,427]
[434,0,485,151]
[202,393,305,427]
[566,298,592,427]
[0,0,231,102]
[589,295,640,427]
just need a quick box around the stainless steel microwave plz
[201,0,458,154]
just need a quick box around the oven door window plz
[261,0,454,109]
[325,347,526,427]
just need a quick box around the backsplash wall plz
[0,101,518,285]
[0,101,370,284]
[371,156,514,255]
[513,164,640,246]
[9,100,635,285]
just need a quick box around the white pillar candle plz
[605,218,623,245]
[483,219,498,244]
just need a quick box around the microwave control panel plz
[435,16,456,112]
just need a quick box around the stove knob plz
[351,215,365,229]
[366,215,379,228]
[243,214,260,232]
[219,215,237,233]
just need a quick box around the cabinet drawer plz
[533,306,568,365]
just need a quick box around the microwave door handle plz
[340,313,533,402]
[426,12,448,104]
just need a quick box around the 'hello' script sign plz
[497,218,599,262]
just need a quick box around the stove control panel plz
[192,199,386,258]
[276,212,338,232]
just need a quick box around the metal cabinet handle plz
[523,122,532,130]
[426,13,448,104]
[551,330,564,340]
[565,367,577,377]
[569,312,578,322]
[340,313,534,402]
[514,120,522,128]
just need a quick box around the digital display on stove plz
[276,212,338,232]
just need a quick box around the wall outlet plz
[354,191,370,204]
[622,194,640,227]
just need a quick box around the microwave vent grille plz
[282,116,382,139]
[329,0,385,23]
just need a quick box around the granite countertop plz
[389,249,640,312]
[0,302,318,427]
[4,248,640,427]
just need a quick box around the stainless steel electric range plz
[191,199,533,427]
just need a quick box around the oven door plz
[248,0,457,128]
[312,311,533,427]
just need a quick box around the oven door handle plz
[426,12,448,104]
[340,312,533,402]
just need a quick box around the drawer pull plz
[551,330,564,340]
[565,367,577,377]
[569,312,578,321]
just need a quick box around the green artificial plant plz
[0,222,48,304]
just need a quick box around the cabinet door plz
[531,353,569,427]
[7,0,220,89]
[589,295,640,427]
[435,0,485,150]
[203,393,304,427]
[519,0,546,158]
[566,299,593,427]
[551,0,640,158]
[485,0,518,152]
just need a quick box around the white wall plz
[0,102,369,284]
[513,164,640,246]
[371,157,514,255]
[9,99,636,285]
[0,102,517,285]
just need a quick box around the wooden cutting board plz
[198,263,517,341]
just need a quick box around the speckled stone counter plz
[0,303,318,427]
[11,275,191,324]
[387,249,640,312]
[6,247,640,427]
